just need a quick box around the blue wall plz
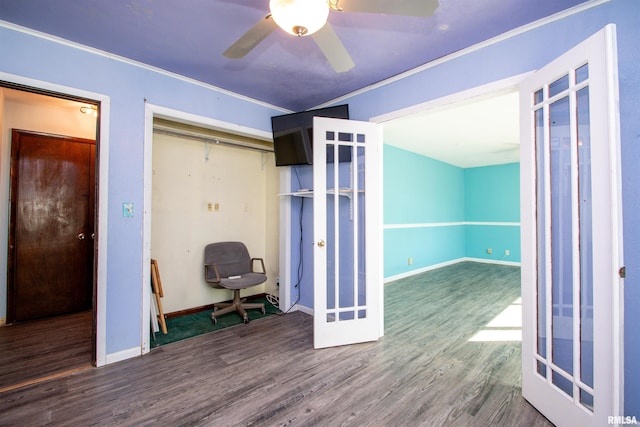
[383,146,520,278]
[384,145,465,224]
[0,25,284,355]
[383,145,465,277]
[465,225,521,261]
[465,163,520,222]
[465,163,521,262]
[287,164,314,309]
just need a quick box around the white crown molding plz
[315,0,613,110]
[0,20,291,114]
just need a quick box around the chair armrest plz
[251,258,266,274]
[204,263,221,283]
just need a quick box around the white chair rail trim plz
[384,221,520,229]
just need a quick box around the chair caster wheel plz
[261,307,266,315]
[243,316,250,324]
[211,315,217,325]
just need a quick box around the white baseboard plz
[278,303,314,316]
[462,257,521,267]
[384,257,521,284]
[384,258,464,283]
[105,346,141,365]
[293,304,314,316]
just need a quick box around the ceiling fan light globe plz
[269,0,329,36]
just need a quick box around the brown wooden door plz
[8,130,95,322]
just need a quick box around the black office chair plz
[204,241,266,324]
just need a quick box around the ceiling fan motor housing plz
[269,0,330,36]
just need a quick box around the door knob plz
[77,233,86,240]
[317,239,325,247]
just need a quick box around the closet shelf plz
[278,188,363,199]
[279,189,364,220]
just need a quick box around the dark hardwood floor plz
[0,262,552,426]
[0,310,92,392]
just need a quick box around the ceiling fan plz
[223,0,439,73]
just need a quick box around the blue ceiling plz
[0,0,590,111]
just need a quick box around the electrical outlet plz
[505,249,510,256]
[486,248,493,254]
[408,257,413,265]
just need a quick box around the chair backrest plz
[204,241,251,281]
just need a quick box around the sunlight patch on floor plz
[469,297,522,342]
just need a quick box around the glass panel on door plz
[325,137,336,321]
[577,79,594,410]
[550,92,573,397]
[357,143,366,320]
[534,62,595,412]
[325,131,364,322]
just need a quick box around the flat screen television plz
[271,104,350,167]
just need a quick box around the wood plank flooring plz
[0,262,552,426]
[0,310,92,392]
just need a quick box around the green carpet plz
[151,297,281,348]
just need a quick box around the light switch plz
[123,202,134,217]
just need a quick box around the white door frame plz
[142,103,273,353]
[370,73,533,125]
[0,71,111,366]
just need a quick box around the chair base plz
[211,289,265,324]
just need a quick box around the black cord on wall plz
[279,166,305,314]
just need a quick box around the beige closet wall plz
[151,130,279,314]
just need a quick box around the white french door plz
[520,25,623,426]
[312,117,383,349]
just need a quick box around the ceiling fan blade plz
[312,23,355,73]
[333,0,438,17]
[223,14,277,59]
